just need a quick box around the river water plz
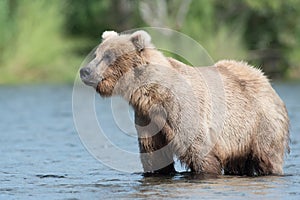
[0,82,299,199]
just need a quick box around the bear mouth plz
[81,74,105,89]
[81,78,98,88]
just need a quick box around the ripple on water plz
[0,84,299,199]
[36,174,67,179]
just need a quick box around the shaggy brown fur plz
[80,30,290,176]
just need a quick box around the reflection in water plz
[0,83,299,199]
[131,173,289,199]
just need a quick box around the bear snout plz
[80,67,99,87]
[80,67,92,79]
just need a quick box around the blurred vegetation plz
[0,0,79,83]
[0,0,300,84]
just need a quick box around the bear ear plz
[130,30,152,52]
[102,31,118,40]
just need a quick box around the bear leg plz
[251,152,284,176]
[190,153,222,175]
[154,163,176,174]
[251,120,286,175]
[139,147,175,174]
[224,155,255,176]
[138,132,176,174]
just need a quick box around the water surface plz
[0,83,299,199]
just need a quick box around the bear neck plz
[143,48,170,67]
[119,48,175,116]
[129,85,171,120]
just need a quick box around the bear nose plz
[80,67,92,79]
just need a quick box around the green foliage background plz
[1,0,300,84]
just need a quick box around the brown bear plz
[80,30,290,176]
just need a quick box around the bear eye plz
[102,50,115,65]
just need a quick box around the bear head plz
[80,30,153,97]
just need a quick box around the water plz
[0,83,299,199]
